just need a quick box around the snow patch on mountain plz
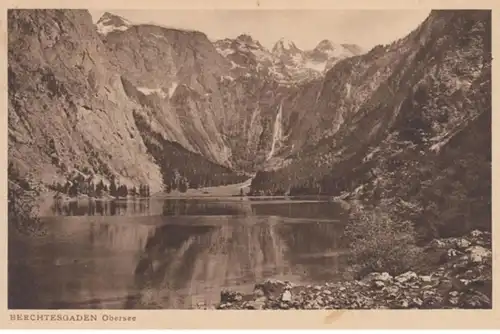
[304,60,327,72]
[97,23,129,35]
[168,82,178,98]
[150,32,168,41]
[96,12,132,35]
[137,87,168,99]
[216,47,234,57]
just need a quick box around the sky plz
[89,9,431,50]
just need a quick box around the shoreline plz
[202,230,492,310]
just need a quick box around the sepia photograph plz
[7,7,492,313]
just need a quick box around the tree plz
[68,181,78,197]
[88,182,96,197]
[130,186,137,197]
[96,180,105,197]
[110,178,117,197]
[178,180,187,193]
[118,185,128,198]
[344,200,423,277]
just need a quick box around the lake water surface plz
[9,198,350,309]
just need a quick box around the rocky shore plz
[209,230,492,310]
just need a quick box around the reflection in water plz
[50,198,346,221]
[126,216,294,309]
[10,199,348,309]
[50,199,151,217]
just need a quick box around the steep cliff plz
[8,10,164,191]
[7,10,251,191]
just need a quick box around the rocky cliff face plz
[8,10,164,191]
[250,10,491,236]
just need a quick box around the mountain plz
[214,35,364,83]
[96,11,133,35]
[305,39,365,72]
[249,10,491,236]
[8,10,251,191]
[271,37,302,56]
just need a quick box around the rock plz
[420,275,432,283]
[466,246,491,264]
[218,302,231,309]
[449,297,459,306]
[364,272,393,282]
[411,297,423,307]
[462,270,477,279]
[459,291,491,309]
[373,281,385,289]
[244,297,267,310]
[253,288,265,297]
[429,239,446,249]
[395,271,418,284]
[313,285,322,291]
[279,302,290,309]
[459,279,471,286]
[322,289,332,295]
[447,248,459,258]
[449,291,460,297]
[281,290,292,302]
[470,230,483,238]
[456,238,471,249]
[220,289,243,303]
[254,279,287,299]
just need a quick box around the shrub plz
[344,200,423,277]
[8,163,45,236]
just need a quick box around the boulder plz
[459,291,491,309]
[254,279,287,300]
[447,248,459,259]
[466,246,491,264]
[429,239,446,249]
[395,271,418,284]
[281,290,292,302]
[220,289,243,303]
[455,238,471,249]
[420,275,432,283]
[245,297,267,310]
[470,230,483,238]
[363,272,393,282]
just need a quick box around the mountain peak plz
[315,39,335,50]
[272,37,301,55]
[236,34,254,43]
[96,12,132,35]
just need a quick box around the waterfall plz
[267,102,283,160]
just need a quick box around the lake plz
[8,198,350,309]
